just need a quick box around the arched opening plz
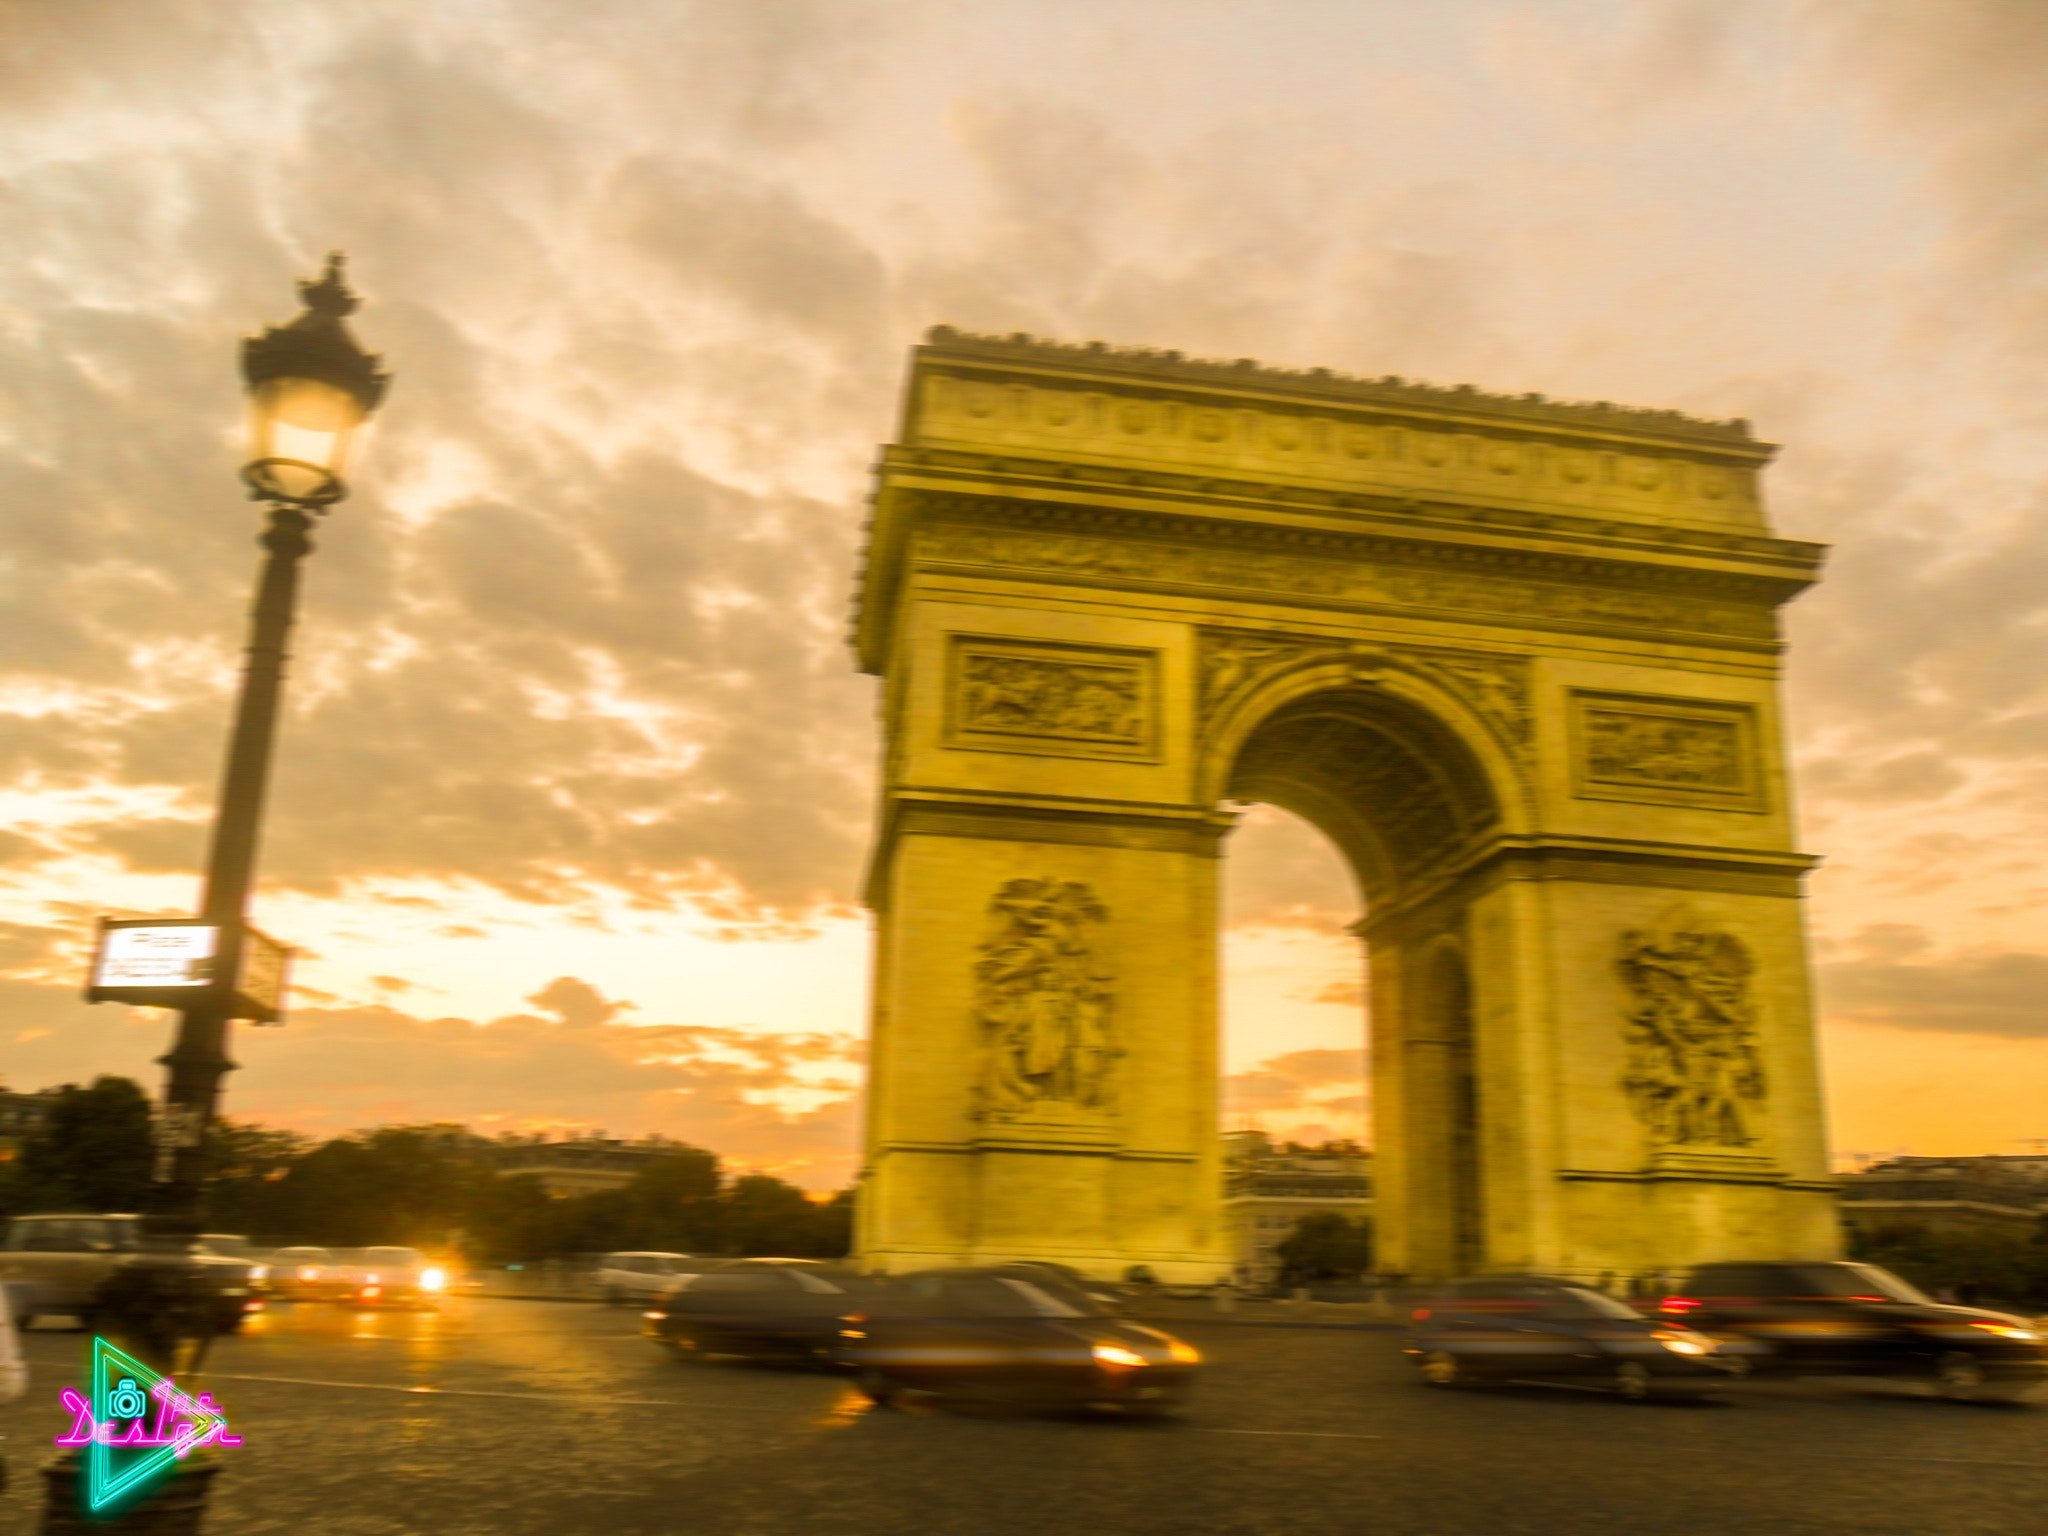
[1221,684,1504,1282]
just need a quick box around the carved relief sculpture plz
[960,653,1143,744]
[1617,921,1767,1149]
[974,879,1119,1121]
[1585,709,1743,790]
[946,637,1159,760]
[1196,629,1532,755]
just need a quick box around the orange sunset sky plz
[3,1,2046,1187]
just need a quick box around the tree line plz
[0,1076,852,1263]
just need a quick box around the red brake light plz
[1411,1307,1431,1322]
[1659,1297,1700,1313]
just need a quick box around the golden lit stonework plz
[850,329,1839,1284]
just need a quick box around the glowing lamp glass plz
[420,1268,446,1293]
[248,377,365,502]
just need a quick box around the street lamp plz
[241,253,389,506]
[53,254,389,1530]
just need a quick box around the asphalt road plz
[1,1297,2044,1535]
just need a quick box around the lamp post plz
[152,252,388,1237]
[44,255,388,1533]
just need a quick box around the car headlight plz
[420,1268,446,1292]
[1970,1322,2041,1342]
[299,1266,319,1281]
[1167,1338,1201,1365]
[643,1311,668,1321]
[1654,1329,1712,1356]
[251,1265,269,1281]
[1092,1343,1149,1369]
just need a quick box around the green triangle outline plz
[86,1337,227,1512]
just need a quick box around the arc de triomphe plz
[849,328,1838,1284]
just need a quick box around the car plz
[595,1251,711,1306]
[1403,1274,1742,1402]
[339,1246,448,1309]
[993,1261,1129,1313]
[1660,1260,2048,1403]
[268,1245,352,1302]
[642,1259,885,1361]
[0,1283,24,1494]
[0,1215,252,1335]
[832,1265,1202,1415]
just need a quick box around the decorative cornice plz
[911,492,1808,606]
[924,326,1762,448]
[882,444,1819,568]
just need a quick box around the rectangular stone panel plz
[944,635,1162,761]
[1569,690,1763,811]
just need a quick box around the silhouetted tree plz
[0,1076,153,1215]
[1274,1211,1374,1283]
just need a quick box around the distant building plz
[1221,1130,1372,1288]
[0,1088,60,1161]
[492,1135,680,1198]
[1838,1155,2048,1240]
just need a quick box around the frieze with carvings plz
[1617,918,1767,1150]
[913,524,1775,644]
[1197,629,1532,755]
[946,636,1160,761]
[973,878,1120,1125]
[1571,691,1761,810]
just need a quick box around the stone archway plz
[849,328,1841,1284]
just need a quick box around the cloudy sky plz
[3,0,2046,1187]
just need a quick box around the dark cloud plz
[1820,947,2048,1040]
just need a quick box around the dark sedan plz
[1661,1260,2048,1403]
[1404,1274,1741,1401]
[642,1259,883,1361]
[831,1266,1200,1415]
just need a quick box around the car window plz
[1690,1266,1774,1297]
[785,1270,850,1295]
[1794,1264,1933,1304]
[1554,1287,1643,1321]
[364,1248,422,1267]
[688,1271,783,1294]
[4,1221,58,1252]
[31,1221,82,1252]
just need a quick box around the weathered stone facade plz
[852,328,1838,1283]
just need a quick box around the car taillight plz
[1411,1307,1431,1322]
[1659,1297,1700,1314]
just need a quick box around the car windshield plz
[900,1274,1103,1318]
[200,1235,253,1258]
[1560,1287,1646,1320]
[1798,1264,1933,1305]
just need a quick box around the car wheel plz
[1613,1362,1653,1402]
[1937,1352,1990,1402]
[854,1368,903,1407]
[1419,1351,1465,1388]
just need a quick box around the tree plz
[1850,1220,2047,1307]
[259,1124,498,1247]
[1274,1211,1374,1284]
[200,1119,313,1235]
[1,1076,154,1215]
